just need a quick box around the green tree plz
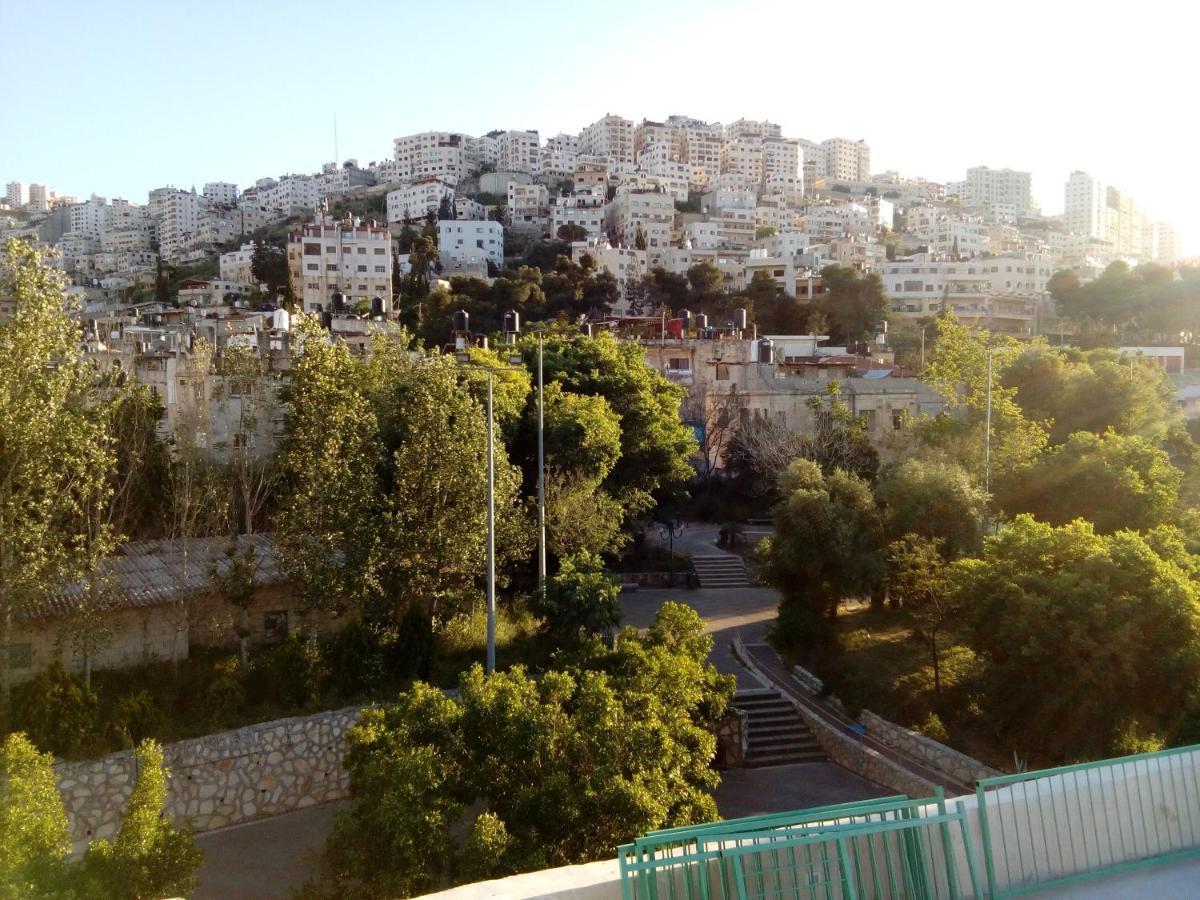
[276,315,383,617]
[918,313,1047,481]
[799,383,879,483]
[313,602,732,896]
[0,240,113,721]
[995,430,1181,534]
[437,194,455,221]
[0,733,71,897]
[957,516,1200,762]
[761,459,886,652]
[250,238,288,298]
[875,456,986,558]
[531,333,695,515]
[889,535,956,693]
[816,265,889,343]
[532,552,621,641]
[81,740,203,900]
[634,224,647,251]
[556,223,588,242]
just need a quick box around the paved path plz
[1029,856,1200,898]
[714,762,890,820]
[620,586,779,690]
[194,801,342,899]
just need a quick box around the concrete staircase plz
[734,689,826,767]
[691,554,750,588]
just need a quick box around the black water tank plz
[695,312,709,330]
[321,311,333,330]
[371,296,384,317]
[331,291,345,313]
[734,308,748,330]
[580,322,593,337]
[503,309,520,334]
[758,338,774,363]
[452,309,469,332]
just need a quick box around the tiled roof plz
[25,534,285,621]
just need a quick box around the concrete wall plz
[56,706,360,852]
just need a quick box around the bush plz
[11,663,98,757]
[202,657,246,728]
[105,690,167,749]
[913,712,949,743]
[321,618,388,697]
[247,636,322,709]
[388,603,435,682]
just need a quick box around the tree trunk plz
[0,605,10,733]
[930,637,941,694]
[239,605,250,668]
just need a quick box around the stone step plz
[746,749,828,767]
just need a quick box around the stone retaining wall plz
[56,706,361,851]
[859,710,1000,786]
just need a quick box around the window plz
[715,363,731,381]
[892,411,904,430]
[357,265,367,272]
[263,610,289,642]
[8,643,31,669]
[326,264,337,271]
[306,263,318,271]
[357,247,366,254]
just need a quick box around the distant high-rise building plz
[5,181,25,207]
[27,184,49,211]
[1064,171,1107,240]
[579,114,634,166]
[203,182,239,206]
[960,166,1034,216]
[1153,222,1181,264]
[818,138,871,183]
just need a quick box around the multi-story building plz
[262,174,320,215]
[1064,171,1107,240]
[454,197,487,221]
[680,123,723,189]
[219,243,258,285]
[1153,222,1181,263]
[883,253,1054,334]
[723,119,782,141]
[550,187,607,239]
[507,182,549,231]
[1105,186,1150,258]
[391,131,472,183]
[579,114,635,165]
[203,182,239,206]
[956,167,1034,217]
[762,139,801,186]
[496,130,540,175]
[68,195,110,237]
[540,134,579,184]
[634,121,684,161]
[820,138,871,183]
[148,187,201,263]
[386,177,454,224]
[5,182,25,207]
[290,217,392,313]
[721,137,764,183]
[27,184,49,212]
[437,220,503,272]
[605,187,674,260]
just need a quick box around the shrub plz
[202,656,246,727]
[247,636,323,709]
[913,712,949,743]
[11,663,98,757]
[105,690,167,749]
[321,618,388,697]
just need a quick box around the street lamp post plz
[537,333,546,591]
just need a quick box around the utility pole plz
[537,333,546,592]
[485,372,496,674]
[984,349,993,496]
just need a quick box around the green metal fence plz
[975,742,1200,897]
[620,794,980,900]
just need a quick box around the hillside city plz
[4,105,1200,900]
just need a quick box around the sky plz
[2,0,1198,253]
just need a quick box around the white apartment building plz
[27,184,49,212]
[721,138,764,183]
[904,207,988,258]
[1153,222,1181,263]
[683,221,721,250]
[569,238,647,308]
[203,182,239,206]
[507,182,549,230]
[262,174,320,215]
[454,197,487,221]
[682,125,723,189]
[219,243,258,286]
[956,167,1034,216]
[437,220,503,271]
[820,138,871,183]
[579,114,635,165]
[290,217,392,313]
[884,253,1053,333]
[148,187,201,263]
[386,177,454,224]
[69,195,110,237]
[605,187,674,261]
[723,119,782,141]
[763,139,801,185]
[803,202,876,239]
[573,158,609,193]
[391,132,472,183]
[761,229,812,259]
[755,199,798,232]
[550,188,607,239]
[473,132,501,170]
[764,175,806,208]
[703,186,757,213]
[1105,186,1150,258]
[539,137,579,183]
[1064,171,1107,240]
[5,182,25,207]
[496,130,539,175]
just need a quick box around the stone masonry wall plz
[56,706,361,852]
[859,710,1000,786]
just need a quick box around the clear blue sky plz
[2,0,1195,252]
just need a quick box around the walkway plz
[742,640,974,796]
[194,801,341,899]
[714,761,890,820]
